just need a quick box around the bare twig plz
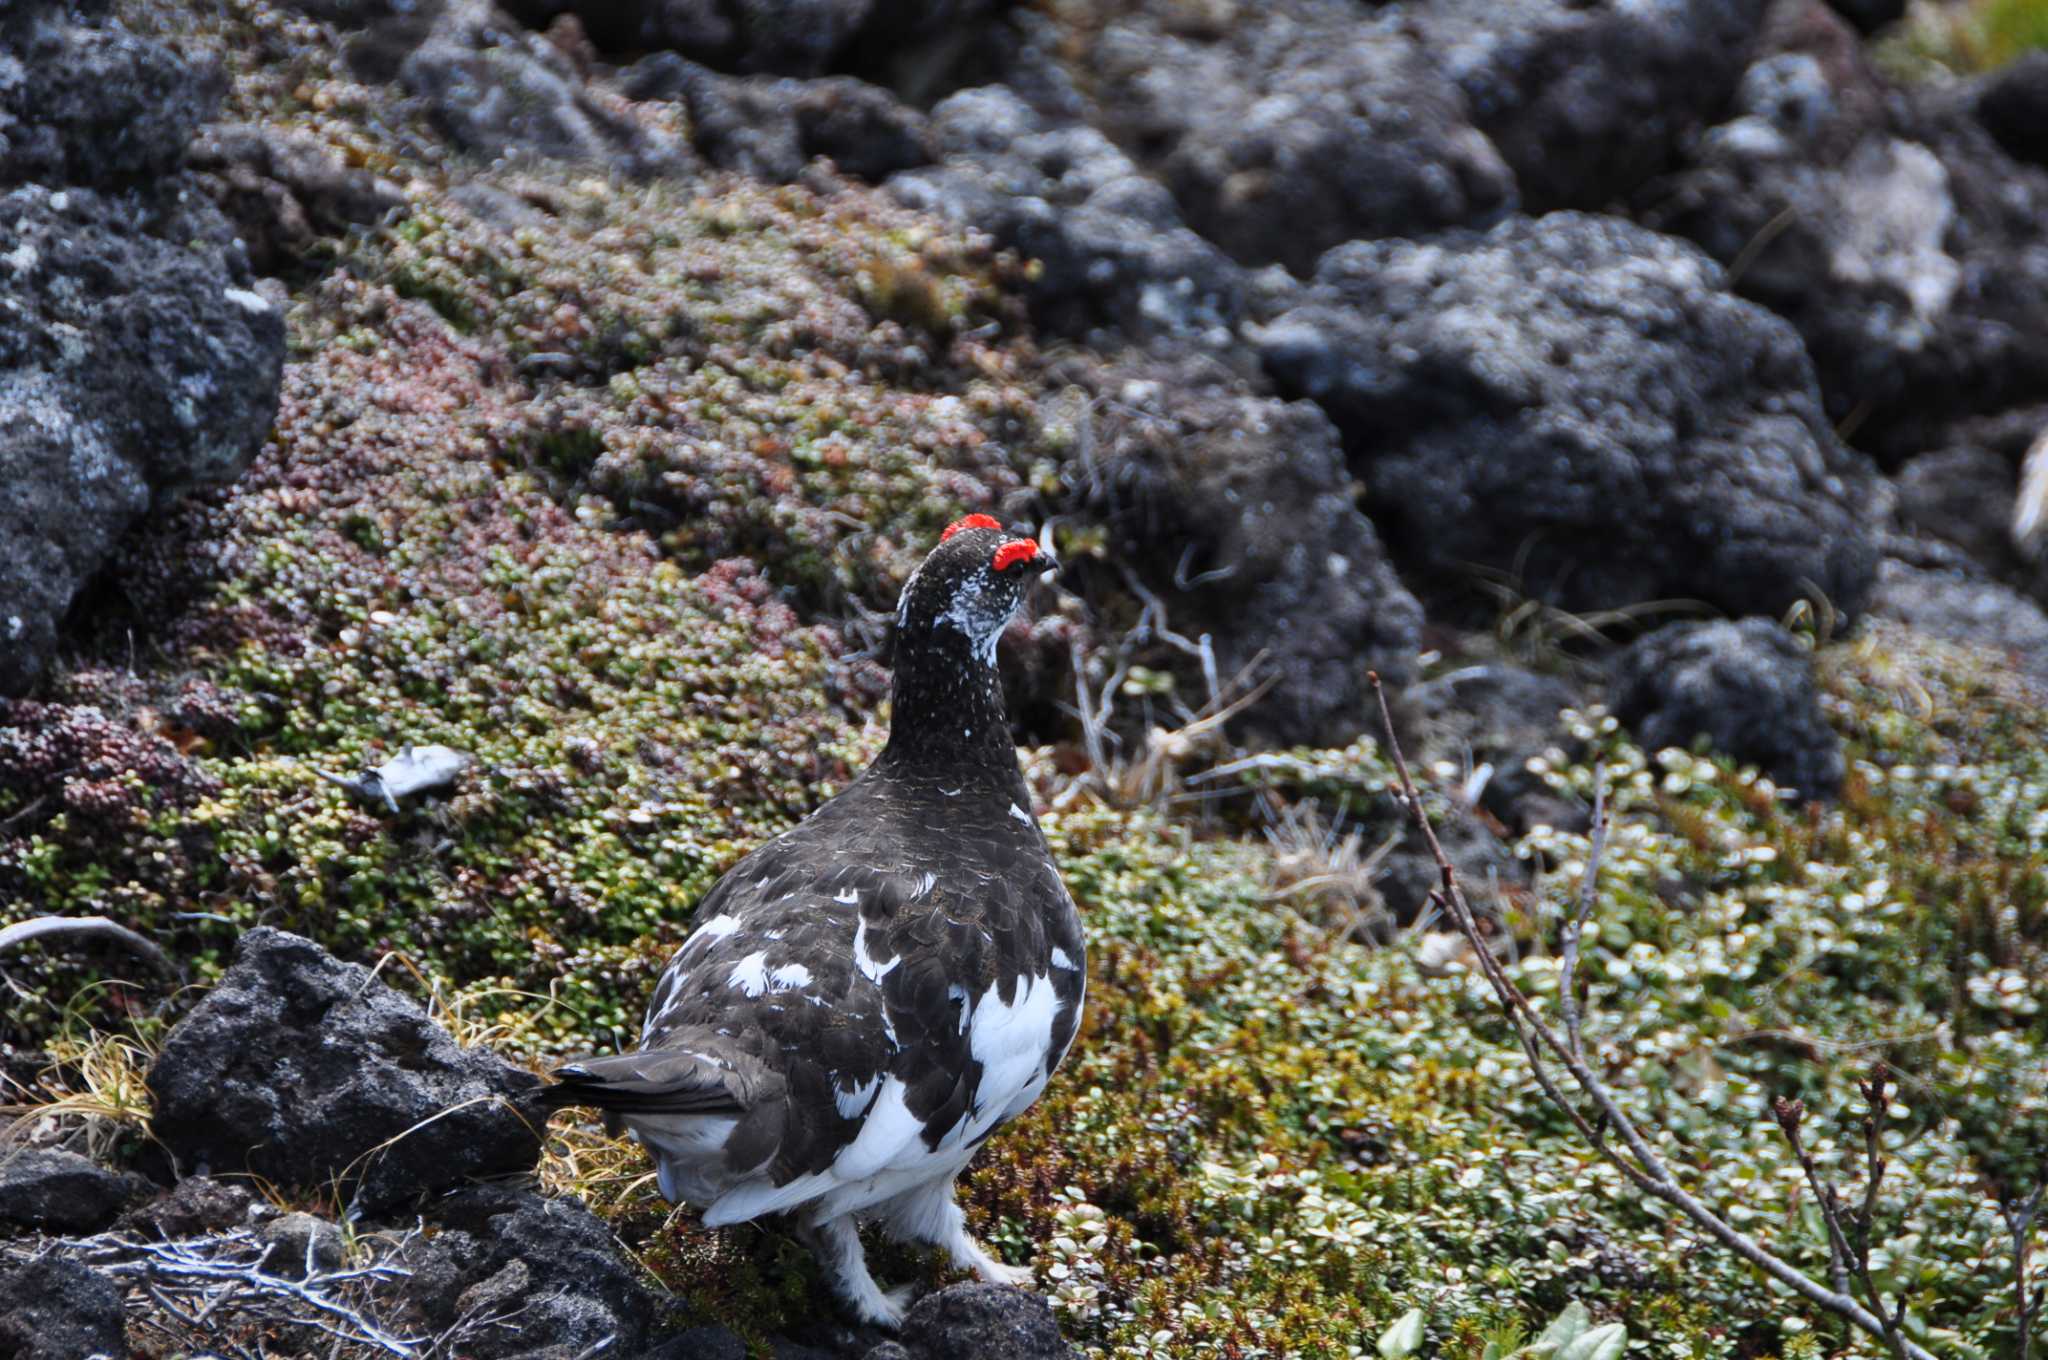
[1366,672,1939,1360]
[0,916,179,976]
[1556,780,1606,1059]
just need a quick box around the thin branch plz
[0,915,179,975]
[1556,780,1606,1059]
[2005,1184,2045,1360]
[1366,672,1939,1360]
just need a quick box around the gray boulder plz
[1257,211,1880,625]
[395,1185,658,1358]
[0,1258,127,1360]
[890,86,1244,353]
[0,1148,147,1234]
[1052,354,1422,747]
[146,927,543,1215]
[1608,618,1843,798]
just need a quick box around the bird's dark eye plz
[991,540,1038,572]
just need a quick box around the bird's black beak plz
[1035,548,1060,578]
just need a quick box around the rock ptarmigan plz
[543,514,1084,1328]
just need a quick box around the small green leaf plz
[1557,1322,1627,1360]
[1378,1308,1426,1359]
[1533,1302,1591,1353]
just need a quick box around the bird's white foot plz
[876,1175,1038,1290]
[803,1214,913,1329]
[973,1256,1037,1288]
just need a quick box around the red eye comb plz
[941,513,1002,542]
[991,539,1039,571]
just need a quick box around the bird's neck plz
[878,626,1026,785]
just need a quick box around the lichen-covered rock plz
[0,1148,148,1234]
[1050,354,1422,746]
[1071,0,1513,275]
[623,54,930,183]
[1639,3,2048,460]
[1608,618,1844,798]
[0,1258,127,1360]
[146,927,543,1214]
[1257,211,1880,624]
[890,86,1244,352]
[1415,0,1767,212]
[398,0,688,176]
[395,1185,659,1358]
[0,7,285,697]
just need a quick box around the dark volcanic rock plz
[1076,0,1513,275]
[0,4,284,697]
[1417,0,1767,212]
[1054,354,1422,746]
[0,1148,147,1234]
[498,0,1005,79]
[1640,3,2048,461]
[1892,444,2046,596]
[0,8,221,188]
[116,1175,256,1238]
[1823,0,1905,32]
[889,86,1243,352]
[0,1258,127,1360]
[396,0,688,177]
[1257,211,1880,625]
[623,54,929,182]
[0,186,284,696]
[1609,618,1843,797]
[395,1185,657,1358]
[187,122,405,272]
[146,927,543,1215]
[1978,50,2048,169]
[891,1283,1074,1360]
[1409,664,1587,834]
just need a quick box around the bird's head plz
[895,514,1059,668]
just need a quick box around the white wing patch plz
[1050,946,1078,971]
[1008,801,1033,827]
[967,973,1060,1122]
[727,951,770,996]
[682,914,743,955]
[769,962,813,991]
[853,915,901,984]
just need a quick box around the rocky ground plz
[1,0,2045,1356]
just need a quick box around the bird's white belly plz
[698,971,1067,1228]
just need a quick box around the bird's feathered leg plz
[800,1213,915,1329]
[876,1174,1035,1287]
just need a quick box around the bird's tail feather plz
[541,1048,748,1116]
